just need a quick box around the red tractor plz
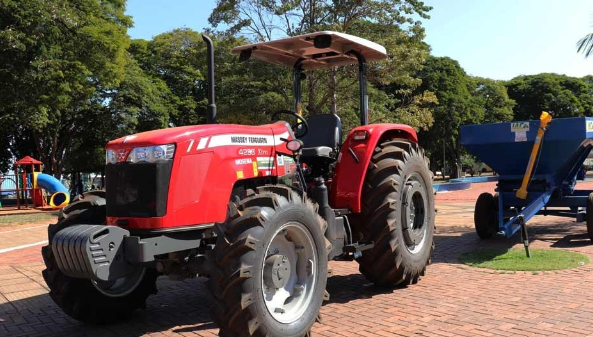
[42,32,435,337]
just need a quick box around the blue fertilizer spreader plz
[461,113,593,256]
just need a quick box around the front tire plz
[41,191,158,323]
[208,185,328,337]
[355,139,435,287]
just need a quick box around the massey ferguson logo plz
[117,149,127,162]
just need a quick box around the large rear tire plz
[474,192,498,239]
[208,185,328,337]
[355,139,435,287]
[41,191,158,323]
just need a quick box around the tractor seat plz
[300,114,342,159]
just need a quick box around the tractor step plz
[335,242,374,261]
[343,241,374,253]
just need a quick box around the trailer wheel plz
[586,193,593,241]
[474,192,498,239]
[208,185,328,337]
[41,192,158,323]
[355,139,435,287]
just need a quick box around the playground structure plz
[462,113,593,256]
[0,156,70,209]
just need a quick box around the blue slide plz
[34,173,70,208]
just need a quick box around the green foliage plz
[471,77,515,123]
[415,57,478,173]
[413,57,515,175]
[577,32,593,58]
[506,73,593,121]
[0,0,132,175]
[130,29,293,127]
[130,30,207,126]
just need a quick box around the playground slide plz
[34,173,70,208]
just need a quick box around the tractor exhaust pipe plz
[202,35,217,124]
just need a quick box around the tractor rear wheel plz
[474,192,498,239]
[208,185,328,337]
[41,191,158,323]
[356,139,435,287]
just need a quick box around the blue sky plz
[126,0,592,80]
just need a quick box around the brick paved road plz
[3,184,593,336]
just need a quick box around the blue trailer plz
[461,116,593,255]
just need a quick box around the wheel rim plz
[402,172,428,254]
[261,222,317,324]
[91,267,146,298]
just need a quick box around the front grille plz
[105,161,173,217]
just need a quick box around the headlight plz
[106,144,175,164]
[106,149,117,164]
[127,144,175,163]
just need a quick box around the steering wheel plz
[271,109,309,138]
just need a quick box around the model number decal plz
[239,148,255,156]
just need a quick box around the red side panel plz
[329,123,418,213]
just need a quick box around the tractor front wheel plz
[355,139,435,287]
[208,185,328,337]
[41,191,158,323]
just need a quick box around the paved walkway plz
[3,184,593,336]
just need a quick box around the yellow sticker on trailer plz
[253,161,258,176]
[236,171,244,179]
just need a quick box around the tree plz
[470,77,515,123]
[208,0,436,133]
[415,56,482,177]
[0,0,132,176]
[130,29,292,127]
[577,27,593,58]
[506,74,593,121]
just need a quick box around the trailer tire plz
[41,192,158,324]
[586,193,593,241]
[355,139,435,287]
[474,192,498,239]
[208,185,328,337]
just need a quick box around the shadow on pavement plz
[325,273,403,305]
[0,277,218,336]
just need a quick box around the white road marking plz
[0,224,48,234]
[0,241,48,254]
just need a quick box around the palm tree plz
[577,32,593,58]
[578,16,593,58]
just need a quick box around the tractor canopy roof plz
[232,31,387,70]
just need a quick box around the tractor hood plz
[106,122,292,149]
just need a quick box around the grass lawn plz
[459,248,589,271]
[0,212,58,228]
